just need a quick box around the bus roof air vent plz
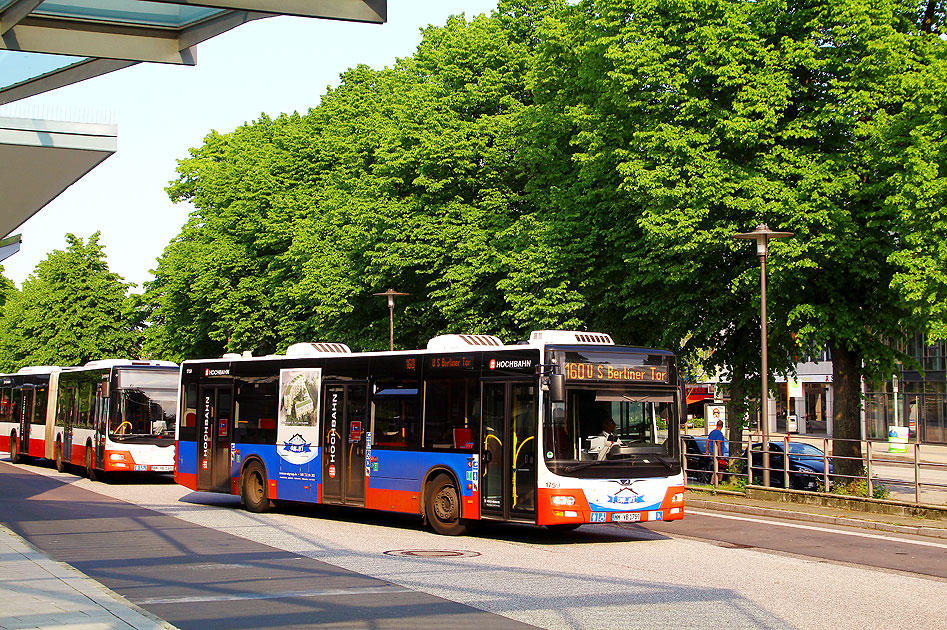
[17,365,61,374]
[82,359,177,369]
[427,334,504,352]
[286,342,352,357]
[529,330,615,345]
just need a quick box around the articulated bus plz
[0,360,179,479]
[176,330,685,534]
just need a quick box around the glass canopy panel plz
[33,0,224,28]
[0,50,87,90]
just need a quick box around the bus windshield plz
[543,385,677,477]
[110,369,177,441]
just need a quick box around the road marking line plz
[689,509,947,549]
[135,584,411,605]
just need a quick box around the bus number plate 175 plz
[612,512,641,522]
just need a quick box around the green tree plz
[524,0,947,476]
[0,233,143,370]
[145,5,574,359]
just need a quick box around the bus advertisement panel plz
[174,331,684,535]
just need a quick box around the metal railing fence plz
[681,433,947,506]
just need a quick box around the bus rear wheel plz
[425,474,468,536]
[241,462,272,513]
[9,432,22,464]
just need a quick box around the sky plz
[0,1,499,290]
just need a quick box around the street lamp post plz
[373,288,409,351]
[734,224,792,487]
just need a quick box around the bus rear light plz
[550,495,576,506]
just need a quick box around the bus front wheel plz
[425,474,468,536]
[241,462,272,513]
[84,446,101,482]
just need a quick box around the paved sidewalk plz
[687,489,947,539]
[0,525,174,630]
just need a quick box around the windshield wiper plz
[562,460,613,472]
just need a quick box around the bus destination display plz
[564,361,668,383]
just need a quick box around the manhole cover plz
[384,549,481,558]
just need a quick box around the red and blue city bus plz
[175,331,685,534]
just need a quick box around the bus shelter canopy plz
[0,0,386,238]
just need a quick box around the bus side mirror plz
[550,374,565,403]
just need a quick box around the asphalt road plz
[2,459,946,630]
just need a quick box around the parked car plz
[746,441,833,490]
[683,435,729,483]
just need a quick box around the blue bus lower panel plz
[179,440,477,513]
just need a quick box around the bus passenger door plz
[16,387,33,455]
[480,381,537,522]
[322,383,368,506]
[196,385,233,493]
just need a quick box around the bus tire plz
[241,461,272,513]
[55,439,67,473]
[10,432,22,464]
[85,445,101,482]
[425,474,467,536]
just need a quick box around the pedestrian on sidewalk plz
[708,420,725,484]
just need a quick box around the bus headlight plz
[550,495,576,506]
[109,453,127,461]
[671,493,684,504]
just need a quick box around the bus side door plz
[321,382,368,507]
[196,384,233,493]
[480,380,537,522]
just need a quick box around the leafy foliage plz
[0,233,142,370]
[139,0,947,473]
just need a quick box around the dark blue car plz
[683,435,729,482]
[748,441,833,490]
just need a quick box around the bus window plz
[233,376,278,445]
[58,386,76,429]
[179,383,198,442]
[77,379,94,430]
[0,387,10,422]
[423,378,479,451]
[372,384,420,450]
[32,386,47,425]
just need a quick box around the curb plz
[686,499,947,540]
[0,524,178,630]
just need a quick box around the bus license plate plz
[151,466,173,472]
[612,512,641,522]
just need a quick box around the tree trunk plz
[830,343,863,480]
[726,371,747,464]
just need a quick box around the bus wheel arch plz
[240,458,272,513]
[423,469,468,536]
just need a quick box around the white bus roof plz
[79,360,178,369]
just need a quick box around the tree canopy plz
[0,233,143,370]
[131,0,947,473]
